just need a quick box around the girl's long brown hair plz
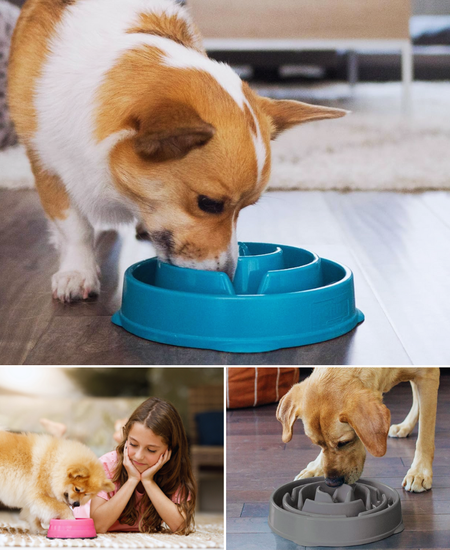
[112,397,196,534]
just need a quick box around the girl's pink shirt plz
[74,450,185,532]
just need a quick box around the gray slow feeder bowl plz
[269,477,404,547]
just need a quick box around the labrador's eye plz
[337,440,351,449]
[198,195,224,214]
[74,487,81,493]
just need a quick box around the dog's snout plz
[72,501,80,508]
[325,476,345,487]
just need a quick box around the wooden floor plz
[226,373,450,550]
[1,189,450,364]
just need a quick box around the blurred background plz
[0,367,224,514]
[3,0,449,95]
[189,0,450,84]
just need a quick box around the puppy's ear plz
[276,383,305,443]
[257,96,348,139]
[339,390,391,457]
[132,101,215,162]
[101,480,116,492]
[68,465,89,479]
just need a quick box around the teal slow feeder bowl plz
[112,242,364,353]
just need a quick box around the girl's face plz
[126,422,169,472]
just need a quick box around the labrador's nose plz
[72,502,80,508]
[325,476,345,487]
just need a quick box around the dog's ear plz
[131,100,215,162]
[101,480,116,492]
[276,383,305,443]
[339,389,391,457]
[257,96,348,139]
[68,465,89,479]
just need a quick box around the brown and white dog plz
[277,367,440,493]
[8,0,346,302]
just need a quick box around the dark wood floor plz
[226,372,450,550]
[1,189,450,364]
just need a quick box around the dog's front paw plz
[294,463,325,480]
[29,526,48,536]
[389,422,414,438]
[58,509,75,521]
[402,464,433,492]
[28,518,48,536]
[52,269,100,302]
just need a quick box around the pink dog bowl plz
[47,518,97,539]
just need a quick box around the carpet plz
[0,517,223,548]
[0,144,33,189]
[1,82,450,192]
[265,81,450,192]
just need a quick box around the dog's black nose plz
[325,476,345,487]
[72,502,80,508]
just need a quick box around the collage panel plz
[0,367,224,548]
[2,0,450,366]
[226,367,450,550]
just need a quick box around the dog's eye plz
[198,195,224,214]
[337,440,351,448]
[74,487,81,493]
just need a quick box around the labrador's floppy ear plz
[276,383,305,443]
[132,100,216,162]
[339,389,391,457]
[257,96,348,140]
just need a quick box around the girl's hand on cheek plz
[123,443,141,482]
[141,449,172,482]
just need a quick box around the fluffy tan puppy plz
[277,368,440,493]
[0,431,114,534]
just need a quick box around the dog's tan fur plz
[277,368,440,493]
[0,431,114,534]
[8,0,72,221]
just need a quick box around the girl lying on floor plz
[72,397,196,534]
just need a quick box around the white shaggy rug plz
[0,517,223,548]
[267,81,450,192]
[0,144,34,188]
[1,82,450,192]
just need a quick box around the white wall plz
[413,0,450,15]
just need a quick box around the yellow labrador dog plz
[277,368,440,493]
